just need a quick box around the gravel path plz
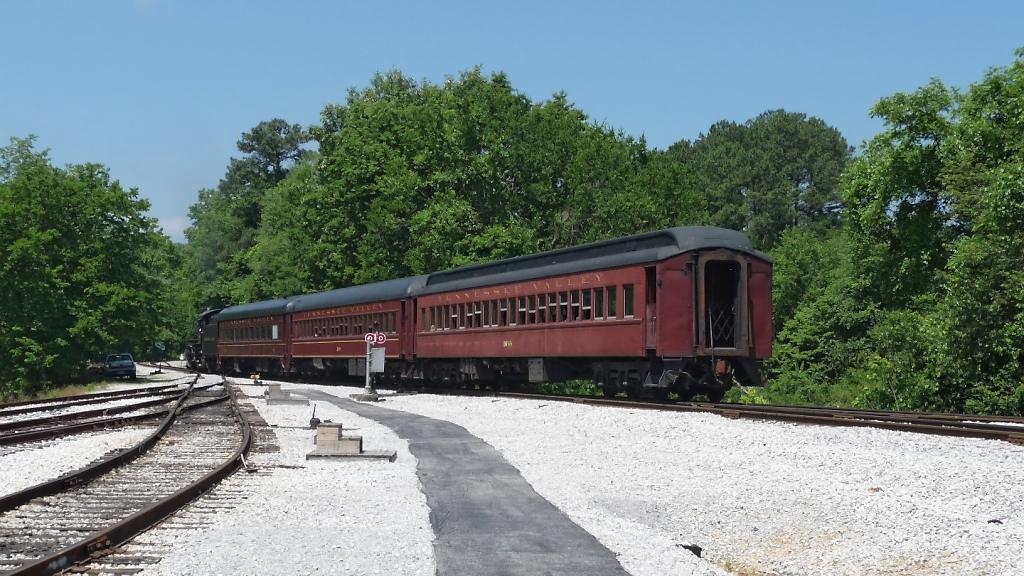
[3,375,1023,575]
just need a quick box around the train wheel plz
[601,386,617,398]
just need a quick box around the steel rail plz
[0,376,205,514]
[0,382,188,416]
[0,383,219,434]
[3,379,253,576]
[432,388,1024,446]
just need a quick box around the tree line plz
[2,54,1021,415]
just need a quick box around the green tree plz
[842,81,958,310]
[0,137,173,395]
[306,68,706,289]
[184,119,310,306]
[670,110,852,250]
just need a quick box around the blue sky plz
[2,1,1022,243]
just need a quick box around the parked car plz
[104,353,137,380]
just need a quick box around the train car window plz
[624,284,634,317]
[570,291,580,321]
[500,299,509,325]
[582,290,592,320]
[273,324,278,339]
[518,297,527,325]
[528,296,536,324]
[482,301,490,327]
[391,312,397,333]
[455,304,463,329]
[548,293,557,322]
[473,302,481,328]
[537,294,547,323]
[608,286,618,319]
[558,292,568,321]
[491,300,498,326]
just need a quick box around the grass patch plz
[1,382,107,405]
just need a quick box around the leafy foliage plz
[0,137,181,396]
[767,49,1024,415]
[668,110,852,250]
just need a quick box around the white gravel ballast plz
[4,377,1023,575]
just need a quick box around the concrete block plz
[306,421,395,461]
[349,392,380,402]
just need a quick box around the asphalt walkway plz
[304,390,630,576]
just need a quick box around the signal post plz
[352,329,387,402]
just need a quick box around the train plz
[185,226,773,401]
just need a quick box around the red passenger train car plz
[187,226,772,401]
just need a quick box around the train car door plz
[645,266,657,349]
[654,255,695,357]
[696,250,750,356]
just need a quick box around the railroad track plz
[0,383,187,418]
[0,377,252,576]
[425,388,1024,446]
[0,381,220,449]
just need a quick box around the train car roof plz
[416,226,771,296]
[286,275,429,313]
[216,298,291,322]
